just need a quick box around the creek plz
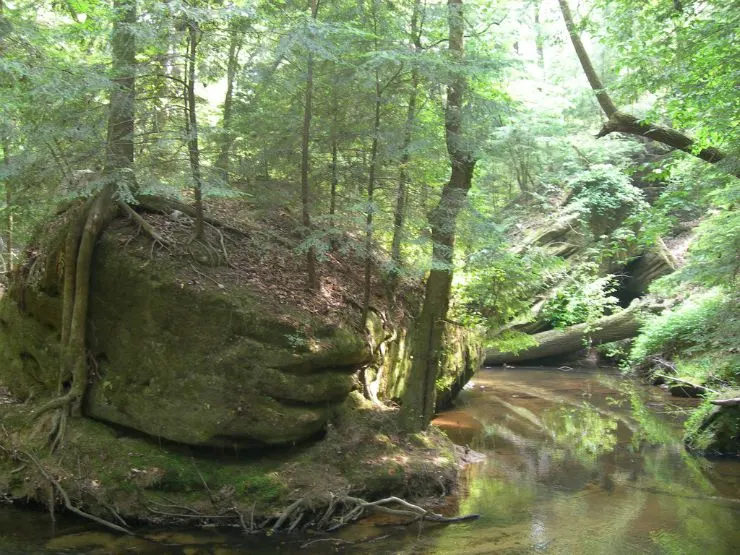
[1,367,739,554]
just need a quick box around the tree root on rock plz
[0,437,131,535]
[141,494,479,536]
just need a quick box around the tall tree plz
[401,0,476,432]
[214,16,245,185]
[390,0,422,279]
[301,0,320,290]
[36,0,137,446]
[1,139,11,272]
[184,13,205,240]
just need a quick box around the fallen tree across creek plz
[485,304,641,365]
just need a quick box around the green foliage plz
[596,0,740,154]
[677,209,740,289]
[565,163,648,233]
[629,290,739,384]
[453,243,563,331]
[486,329,538,354]
[542,273,621,329]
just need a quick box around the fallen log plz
[485,305,640,365]
[710,398,740,407]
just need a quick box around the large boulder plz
[0,216,373,447]
[0,207,481,448]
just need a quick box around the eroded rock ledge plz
[0,202,482,448]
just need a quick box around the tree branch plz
[557,0,737,177]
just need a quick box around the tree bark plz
[361,5,383,326]
[185,19,205,240]
[329,65,339,249]
[301,0,319,290]
[485,306,640,365]
[557,0,736,176]
[401,0,476,433]
[361,67,381,326]
[390,0,422,276]
[214,20,243,184]
[2,140,11,272]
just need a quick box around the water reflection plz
[1,367,739,554]
[429,368,740,555]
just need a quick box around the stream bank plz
[0,199,482,531]
[2,367,739,554]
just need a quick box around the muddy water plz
[2,367,739,554]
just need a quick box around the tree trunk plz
[214,21,242,184]
[401,0,476,433]
[361,68,381,326]
[329,64,339,250]
[361,5,383,326]
[390,0,421,276]
[596,111,730,168]
[2,140,11,272]
[485,306,640,365]
[185,19,205,240]
[301,0,319,290]
[558,0,736,176]
[534,1,544,70]
[36,0,136,437]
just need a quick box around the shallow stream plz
[2,367,739,554]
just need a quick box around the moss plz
[0,204,477,527]
[685,393,740,455]
[0,392,459,525]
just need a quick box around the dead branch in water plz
[710,398,740,407]
[652,373,719,395]
[273,494,480,533]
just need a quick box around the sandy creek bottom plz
[2,367,739,554]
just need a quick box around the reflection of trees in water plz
[429,372,740,554]
[543,404,618,463]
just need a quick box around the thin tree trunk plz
[301,0,320,290]
[185,20,205,240]
[329,65,339,250]
[361,67,382,325]
[215,21,242,184]
[557,0,616,117]
[2,141,11,271]
[558,0,736,175]
[401,0,476,433]
[390,0,422,276]
[534,1,544,70]
[1,0,9,271]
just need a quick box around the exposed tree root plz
[33,187,117,449]
[136,194,248,237]
[118,200,171,247]
[0,440,131,535]
[143,494,480,536]
[272,494,479,533]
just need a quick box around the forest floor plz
[121,192,419,328]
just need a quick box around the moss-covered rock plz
[0,206,481,449]
[685,397,740,455]
[0,392,460,528]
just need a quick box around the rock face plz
[0,212,481,448]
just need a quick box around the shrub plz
[541,274,621,329]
